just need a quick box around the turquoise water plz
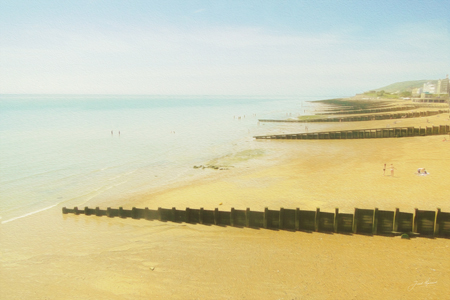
[0,95,322,223]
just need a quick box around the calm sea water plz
[0,95,324,224]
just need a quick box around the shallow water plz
[0,94,327,223]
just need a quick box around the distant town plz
[357,75,449,103]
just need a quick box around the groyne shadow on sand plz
[254,125,450,140]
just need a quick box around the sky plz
[0,0,449,96]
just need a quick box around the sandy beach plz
[2,106,450,299]
[2,0,449,297]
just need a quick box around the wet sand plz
[2,110,450,299]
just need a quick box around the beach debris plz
[417,168,429,175]
[193,164,230,170]
[219,202,223,205]
[401,234,410,239]
[150,267,155,271]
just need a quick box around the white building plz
[422,82,436,94]
[437,75,449,95]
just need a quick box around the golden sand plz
[1,109,450,299]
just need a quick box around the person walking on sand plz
[390,164,396,177]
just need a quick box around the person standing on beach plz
[390,164,396,177]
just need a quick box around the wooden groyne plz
[320,105,415,115]
[62,206,450,238]
[411,103,449,108]
[254,125,450,140]
[413,98,449,104]
[259,110,446,123]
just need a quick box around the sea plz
[0,94,333,224]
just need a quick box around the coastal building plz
[422,82,436,94]
[437,75,449,95]
[412,76,449,103]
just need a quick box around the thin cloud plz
[0,20,448,95]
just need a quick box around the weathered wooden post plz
[95,207,100,216]
[62,207,68,214]
[230,207,235,226]
[315,208,320,232]
[132,207,137,219]
[144,207,149,220]
[106,207,112,218]
[185,207,190,223]
[393,208,399,233]
[119,207,124,218]
[413,208,418,233]
[172,207,176,222]
[295,208,300,231]
[84,206,89,216]
[376,129,382,138]
[199,207,204,224]
[334,208,339,233]
[214,208,219,225]
[279,207,284,229]
[372,208,378,235]
[157,207,162,221]
[263,207,268,229]
[434,208,441,237]
[246,208,250,228]
[74,206,79,215]
[353,208,358,234]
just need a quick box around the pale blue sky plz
[1,0,449,95]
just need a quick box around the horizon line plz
[0,93,349,98]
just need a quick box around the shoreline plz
[122,100,450,214]
[55,99,450,214]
